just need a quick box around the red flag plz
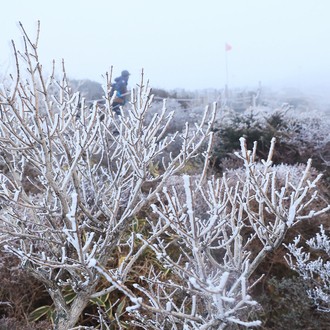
[225,43,232,51]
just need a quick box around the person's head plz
[121,70,130,80]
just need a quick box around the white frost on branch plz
[286,225,330,312]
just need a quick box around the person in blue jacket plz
[110,70,130,115]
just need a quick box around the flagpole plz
[224,43,231,100]
[225,47,229,87]
[225,48,229,99]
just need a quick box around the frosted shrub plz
[283,109,330,164]
[285,109,330,144]
[105,138,329,329]
[0,24,215,330]
[286,225,330,312]
[243,105,330,155]
[211,106,290,170]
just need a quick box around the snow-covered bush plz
[283,108,330,156]
[212,102,330,175]
[211,106,290,170]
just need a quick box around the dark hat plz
[121,70,130,77]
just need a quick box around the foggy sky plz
[0,0,329,92]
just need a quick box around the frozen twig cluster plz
[285,226,330,312]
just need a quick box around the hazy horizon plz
[1,1,330,94]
